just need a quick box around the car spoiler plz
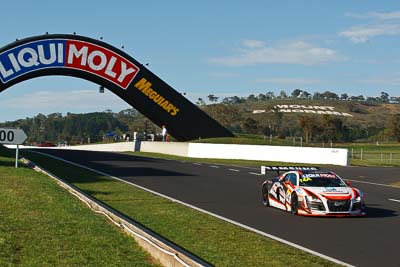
[261,166,320,176]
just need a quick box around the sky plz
[1,0,400,122]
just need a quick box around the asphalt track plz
[30,149,400,267]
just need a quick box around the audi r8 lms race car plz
[261,166,366,216]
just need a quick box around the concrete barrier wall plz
[187,143,349,166]
[138,142,189,157]
[10,141,349,166]
[61,142,138,152]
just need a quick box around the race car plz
[261,166,366,216]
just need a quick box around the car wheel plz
[291,193,299,214]
[261,184,270,206]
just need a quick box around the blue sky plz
[1,1,400,122]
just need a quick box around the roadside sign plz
[0,128,27,145]
[0,128,28,168]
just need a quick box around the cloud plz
[255,78,321,85]
[209,40,344,66]
[339,24,400,43]
[346,11,400,20]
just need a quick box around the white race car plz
[261,166,366,216]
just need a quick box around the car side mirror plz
[345,181,351,186]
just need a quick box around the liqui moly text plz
[0,39,140,89]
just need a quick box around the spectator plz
[161,125,167,141]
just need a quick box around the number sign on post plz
[0,128,28,168]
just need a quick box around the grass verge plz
[21,149,339,267]
[0,146,159,267]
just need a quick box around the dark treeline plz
[0,109,159,145]
[197,90,399,105]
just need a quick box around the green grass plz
[21,149,339,267]
[0,146,159,267]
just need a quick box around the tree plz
[207,94,219,103]
[196,98,206,106]
[299,91,311,99]
[221,97,233,104]
[265,91,275,99]
[258,93,267,101]
[388,114,400,141]
[242,118,259,134]
[320,115,344,142]
[321,91,339,100]
[379,92,390,103]
[313,92,323,99]
[231,96,244,104]
[278,90,288,99]
[340,93,349,100]
[299,116,317,143]
[247,94,257,102]
[291,89,302,98]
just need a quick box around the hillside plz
[202,99,400,143]
[1,99,399,144]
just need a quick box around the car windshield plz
[299,173,347,187]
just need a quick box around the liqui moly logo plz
[0,39,140,89]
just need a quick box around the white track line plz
[193,163,203,165]
[228,169,240,172]
[209,165,219,168]
[388,199,400,203]
[249,172,263,176]
[29,150,353,267]
[347,179,400,189]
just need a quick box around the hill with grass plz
[201,98,400,143]
[1,97,399,144]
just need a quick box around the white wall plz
[10,141,349,166]
[62,142,137,152]
[138,142,189,157]
[187,143,349,166]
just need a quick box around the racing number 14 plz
[299,177,312,183]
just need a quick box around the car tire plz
[261,184,270,206]
[291,193,299,215]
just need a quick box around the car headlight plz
[306,196,322,202]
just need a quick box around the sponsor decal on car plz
[0,39,140,89]
[301,173,336,178]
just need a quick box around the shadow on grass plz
[29,148,163,163]
[0,159,15,167]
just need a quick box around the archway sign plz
[0,34,233,141]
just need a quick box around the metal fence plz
[350,149,400,164]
